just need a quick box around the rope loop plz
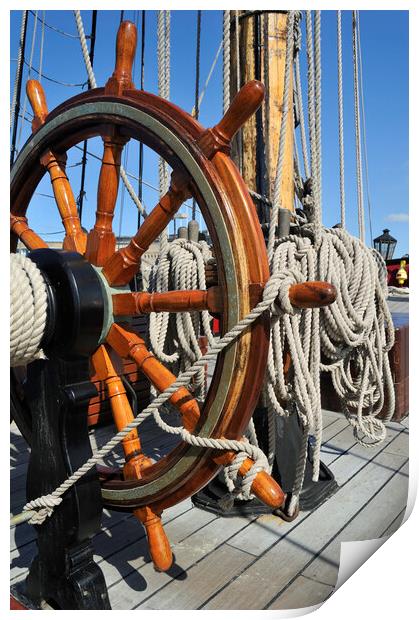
[10,253,48,367]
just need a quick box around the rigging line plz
[313,11,322,215]
[222,10,230,114]
[192,10,202,220]
[352,10,365,242]
[29,10,87,39]
[193,10,202,121]
[138,10,146,231]
[120,11,125,24]
[294,52,310,179]
[73,10,146,217]
[337,10,346,229]
[191,39,222,118]
[77,10,97,222]
[10,10,28,166]
[21,59,88,87]
[38,11,45,83]
[118,142,130,239]
[16,11,38,153]
[356,11,374,246]
[235,10,243,175]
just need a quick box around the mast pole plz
[230,11,294,221]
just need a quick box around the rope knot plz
[263,268,304,316]
[23,494,63,525]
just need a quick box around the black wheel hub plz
[29,249,105,359]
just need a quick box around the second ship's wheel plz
[11,20,284,570]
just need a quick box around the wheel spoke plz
[85,130,128,266]
[102,171,190,287]
[106,323,200,431]
[26,80,87,254]
[91,343,173,572]
[90,345,149,466]
[112,287,223,316]
[10,214,48,250]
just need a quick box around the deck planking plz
[10,407,409,610]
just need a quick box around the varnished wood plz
[134,506,173,572]
[91,346,148,465]
[288,282,337,309]
[85,130,128,266]
[107,323,284,509]
[213,451,285,509]
[112,287,224,316]
[199,81,265,158]
[102,171,190,286]
[10,214,48,250]
[26,79,48,131]
[105,21,137,95]
[91,345,173,572]
[107,323,201,432]
[11,86,272,513]
[26,80,87,253]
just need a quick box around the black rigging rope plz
[29,10,88,39]
[22,59,88,87]
[77,10,97,221]
[10,11,28,167]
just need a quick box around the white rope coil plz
[264,225,395,514]
[148,238,214,401]
[10,253,48,367]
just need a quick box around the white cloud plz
[386,213,409,223]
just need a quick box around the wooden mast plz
[230,11,294,219]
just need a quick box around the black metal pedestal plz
[19,357,111,610]
[192,406,338,517]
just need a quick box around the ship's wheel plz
[10,20,286,571]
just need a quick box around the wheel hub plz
[29,249,106,359]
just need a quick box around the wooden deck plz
[10,406,409,610]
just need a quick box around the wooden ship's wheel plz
[10,20,284,575]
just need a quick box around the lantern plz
[373,229,397,261]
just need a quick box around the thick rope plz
[148,239,214,401]
[222,10,230,114]
[352,10,365,242]
[10,254,47,367]
[20,268,297,525]
[16,11,38,153]
[10,10,28,129]
[337,10,346,228]
[73,10,146,218]
[157,10,171,251]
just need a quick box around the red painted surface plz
[10,595,28,610]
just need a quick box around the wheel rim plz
[11,91,270,510]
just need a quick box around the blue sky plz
[10,10,409,255]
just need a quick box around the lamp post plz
[373,229,397,262]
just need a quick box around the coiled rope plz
[148,239,214,401]
[262,11,395,516]
[10,254,47,367]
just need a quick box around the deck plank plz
[268,460,408,609]
[202,449,406,609]
[10,408,409,610]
